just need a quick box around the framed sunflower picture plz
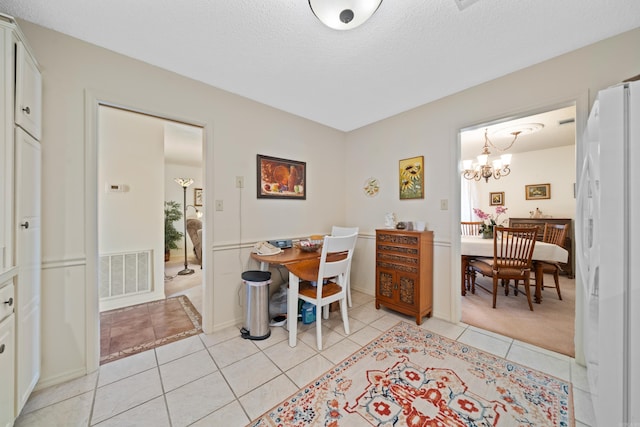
[399,156,424,199]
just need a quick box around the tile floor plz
[15,291,596,426]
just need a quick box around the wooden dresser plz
[375,229,433,324]
[508,218,574,278]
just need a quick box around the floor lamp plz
[175,178,195,276]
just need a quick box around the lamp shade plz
[175,178,194,188]
[309,0,382,30]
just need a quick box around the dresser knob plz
[22,106,31,114]
[3,297,12,306]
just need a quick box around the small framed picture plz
[525,183,551,200]
[399,156,424,200]
[490,191,504,206]
[194,188,203,206]
[257,154,306,199]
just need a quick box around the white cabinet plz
[0,14,42,423]
[0,314,16,427]
[14,41,42,141]
[14,128,41,413]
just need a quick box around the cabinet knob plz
[0,344,4,354]
[20,221,29,229]
[3,297,12,306]
[22,106,31,114]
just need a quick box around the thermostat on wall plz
[105,183,128,193]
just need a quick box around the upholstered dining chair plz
[460,221,484,295]
[331,225,359,307]
[285,233,357,350]
[468,226,538,310]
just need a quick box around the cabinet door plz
[376,267,395,304]
[0,314,15,427]
[396,271,418,309]
[15,41,42,141]
[14,127,41,414]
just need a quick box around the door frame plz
[450,93,589,364]
[84,89,213,371]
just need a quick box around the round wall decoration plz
[363,177,380,197]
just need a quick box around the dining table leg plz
[287,272,299,347]
[534,261,543,303]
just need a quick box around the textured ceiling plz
[1,0,639,131]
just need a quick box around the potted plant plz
[164,201,183,261]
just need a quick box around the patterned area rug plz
[100,295,202,365]
[250,322,573,426]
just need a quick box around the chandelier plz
[462,129,520,183]
[309,0,383,30]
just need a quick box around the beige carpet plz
[250,322,573,426]
[462,273,575,357]
[164,255,203,315]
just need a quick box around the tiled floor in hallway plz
[15,291,596,426]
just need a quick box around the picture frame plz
[525,183,551,200]
[490,191,504,206]
[194,188,203,206]
[399,156,424,200]
[257,154,306,199]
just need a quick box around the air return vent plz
[99,250,151,299]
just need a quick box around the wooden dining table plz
[251,247,346,347]
[461,235,568,303]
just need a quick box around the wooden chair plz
[460,221,483,295]
[461,221,483,236]
[331,226,359,307]
[286,233,357,350]
[537,223,568,299]
[468,226,538,310]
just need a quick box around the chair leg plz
[323,305,329,320]
[554,269,562,300]
[340,298,350,335]
[523,276,534,311]
[492,277,498,308]
[346,278,352,307]
[316,307,323,351]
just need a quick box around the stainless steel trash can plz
[240,271,272,340]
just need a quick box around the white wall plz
[98,106,166,309]
[471,145,576,221]
[15,16,640,388]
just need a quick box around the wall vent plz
[99,250,151,299]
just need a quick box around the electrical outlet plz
[235,176,244,188]
[215,200,223,211]
[440,199,448,210]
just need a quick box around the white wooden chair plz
[286,233,357,350]
[331,226,359,307]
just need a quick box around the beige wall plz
[345,27,640,323]
[17,17,640,387]
[18,20,346,387]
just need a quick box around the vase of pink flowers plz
[473,206,508,239]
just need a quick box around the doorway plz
[97,104,205,364]
[459,104,577,357]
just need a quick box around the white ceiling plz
[1,0,639,132]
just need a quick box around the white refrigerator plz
[577,80,639,426]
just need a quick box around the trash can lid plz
[242,270,271,282]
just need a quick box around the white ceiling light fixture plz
[309,0,383,30]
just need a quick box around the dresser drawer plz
[0,280,15,323]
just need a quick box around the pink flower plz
[473,207,508,226]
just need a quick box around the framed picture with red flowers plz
[399,156,424,199]
[489,191,504,206]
